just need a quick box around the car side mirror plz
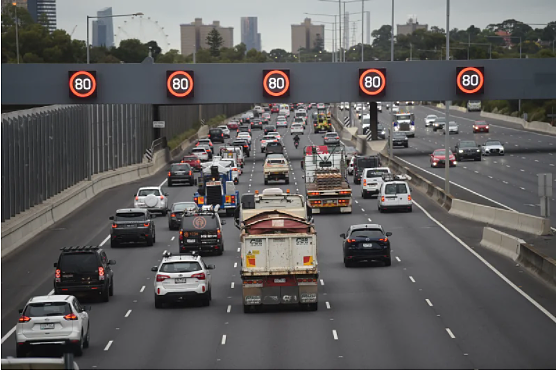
[164,193,169,196]
[386,232,393,236]
[207,264,215,270]
[221,220,227,225]
[108,260,116,265]
[340,233,346,239]
[151,266,158,272]
[109,216,114,220]
[18,309,23,314]
[83,305,92,312]
[53,262,57,268]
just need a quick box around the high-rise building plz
[397,15,428,36]
[241,17,261,51]
[180,18,233,56]
[92,7,114,48]
[291,18,325,53]
[27,0,56,32]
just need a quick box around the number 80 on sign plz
[359,68,387,97]
[69,71,97,99]
[262,69,290,98]
[456,67,484,95]
[167,70,195,98]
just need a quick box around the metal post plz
[86,16,90,64]
[467,33,470,60]
[333,18,336,62]
[444,0,450,196]
[343,2,347,62]
[361,0,364,62]
[410,42,412,60]
[390,0,394,62]
[338,0,342,63]
[13,4,20,64]
[193,44,196,64]
[489,43,492,59]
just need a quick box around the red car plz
[473,121,489,133]
[181,155,201,171]
[430,149,457,167]
[227,120,239,130]
[271,105,279,113]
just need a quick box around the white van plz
[377,177,412,212]
[362,167,391,198]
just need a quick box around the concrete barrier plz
[480,227,523,261]
[449,199,552,236]
[518,243,556,287]
[436,103,468,113]
[480,111,526,125]
[524,121,556,135]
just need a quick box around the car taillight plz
[194,197,198,203]
[346,239,356,243]
[381,196,385,202]
[179,230,183,240]
[168,172,172,176]
[196,143,199,146]
[144,222,150,227]
[156,274,170,282]
[363,179,367,186]
[112,223,118,228]
[98,267,105,280]
[408,195,412,201]
[192,272,206,280]
[64,313,78,321]
[217,229,222,239]
[160,195,164,200]
[171,213,176,218]
[135,196,138,201]
[379,238,388,242]
[19,316,31,323]
[55,269,61,282]
[189,170,192,176]
[336,136,339,139]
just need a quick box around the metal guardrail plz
[144,137,167,162]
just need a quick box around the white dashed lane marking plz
[104,340,114,351]
[446,328,456,339]
[426,299,433,307]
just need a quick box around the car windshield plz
[138,189,160,196]
[427,115,437,119]
[160,262,202,273]
[475,121,487,125]
[183,156,197,161]
[173,202,197,212]
[326,133,337,137]
[384,183,408,195]
[24,302,72,317]
[171,164,190,171]
[396,114,412,121]
[59,253,98,272]
[366,169,389,178]
[350,229,384,239]
[115,212,145,221]
[460,141,477,147]
[485,140,501,146]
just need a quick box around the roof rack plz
[60,246,99,252]
[162,251,199,259]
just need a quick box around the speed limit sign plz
[166,70,195,98]
[456,67,484,95]
[68,71,97,99]
[359,68,387,97]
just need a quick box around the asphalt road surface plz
[2,107,556,369]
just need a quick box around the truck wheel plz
[101,288,110,303]
[476,157,482,161]
[264,180,268,185]
[167,180,173,187]
[285,179,290,185]
[146,236,154,247]
[307,303,318,311]
[243,304,251,313]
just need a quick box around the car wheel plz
[408,206,413,213]
[243,304,251,313]
[264,180,268,185]
[74,333,84,356]
[285,179,290,185]
[162,209,167,216]
[306,302,318,311]
[167,180,172,187]
[15,344,26,358]
[152,230,156,243]
[83,326,90,348]
[378,206,384,213]
[154,295,164,309]
[476,157,482,161]
[201,292,210,306]
[146,236,154,247]
[384,258,392,267]
[344,259,352,268]
[109,279,114,296]
[110,239,119,248]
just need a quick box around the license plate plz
[274,278,286,283]
[175,278,187,283]
[325,200,335,204]
[363,243,373,247]
[40,323,55,330]
[187,239,196,243]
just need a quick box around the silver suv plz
[16,295,91,357]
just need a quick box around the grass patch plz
[167,114,228,150]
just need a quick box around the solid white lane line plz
[104,340,114,351]
[159,178,167,187]
[125,310,132,318]
[332,330,339,340]
[227,305,231,313]
[99,235,110,246]
[231,282,235,289]
[171,236,175,241]
[426,299,433,307]
[234,262,237,268]
[221,335,227,345]
[140,285,145,293]
[446,328,456,339]
[409,276,416,283]
[396,256,401,262]
[413,200,556,324]
[320,279,325,286]
[326,302,331,309]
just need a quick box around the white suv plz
[134,186,168,215]
[378,175,412,212]
[16,295,90,357]
[152,252,215,308]
[362,167,391,198]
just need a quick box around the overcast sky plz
[58,0,555,53]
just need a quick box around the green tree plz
[156,49,187,63]
[146,40,162,59]
[206,28,223,57]
[112,39,149,63]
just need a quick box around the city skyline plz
[53,0,556,52]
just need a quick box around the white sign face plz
[153,121,166,128]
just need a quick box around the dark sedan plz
[251,119,264,130]
[341,224,392,267]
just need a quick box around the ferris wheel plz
[114,15,170,51]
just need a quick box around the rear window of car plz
[365,169,389,178]
[384,183,408,195]
[209,129,222,133]
[138,189,160,196]
[267,142,282,147]
[325,133,337,137]
[192,148,206,153]
[173,202,196,212]
[115,212,145,221]
[171,164,191,171]
[267,159,285,165]
[181,216,219,230]
[350,229,384,239]
[183,156,198,161]
[263,136,276,140]
[59,253,98,272]
[24,302,72,317]
[160,262,202,273]
[199,139,211,144]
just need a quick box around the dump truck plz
[194,163,239,216]
[313,110,332,133]
[236,188,318,312]
[264,154,290,185]
[302,145,352,214]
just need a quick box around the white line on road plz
[520,187,526,190]
[163,250,167,255]
[159,178,167,187]
[125,310,132,318]
[413,200,556,325]
[320,279,325,286]
[237,247,240,252]
[426,299,433,307]
[221,335,227,345]
[104,340,114,351]
[409,276,416,283]
[326,302,331,309]
[361,208,365,212]
[227,305,231,313]
[368,218,372,222]
[354,200,358,204]
[332,330,339,340]
[171,236,175,241]
[231,282,235,289]
[503,181,509,184]
[140,286,145,293]
[234,262,237,268]
[396,256,401,262]
[99,235,110,246]
[446,328,456,339]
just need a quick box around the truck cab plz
[393,112,415,137]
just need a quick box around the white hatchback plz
[237,132,252,144]
[16,295,90,357]
[378,179,412,213]
[290,123,304,135]
[134,186,168,215]
[362,167,391,198]
[191,147,209,162]
[152,252,215,308]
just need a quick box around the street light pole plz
[388,0,394,162]
[338,0,342,62]
[361,0,364,62]
[390,0,394,62]
[444,0,451,197]
[13,3,20,64]
[86,15,90,64]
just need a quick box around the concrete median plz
[518,243,556,287]
[480,227,523,261]
[449,199,552,236]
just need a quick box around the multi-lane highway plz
[2,107,556,369]
[337,105,556,226]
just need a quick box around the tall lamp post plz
[444,0,451,196]
[305,13,338,62]
[12,2,20,64]
[86,12,143,64]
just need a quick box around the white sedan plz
[290,123,304,135]
[279,109,290,117]
[425,115,437,127]
[481,139,505,156]
[276,119,288,127]
[217,125,231,138]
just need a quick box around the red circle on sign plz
[167,71,194,98]
[69,71,97,98]
[457,67,484,94]
[192,216,207,229]
[359,69,386,96]
[263,70,290,97]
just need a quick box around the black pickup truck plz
[109,208,156,247]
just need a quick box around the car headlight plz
[459,150,463,153]
[433,162,437,165]
[410,126,415,131]
[476,149,480,152]
[381,130,385,134]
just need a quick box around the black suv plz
[231,139,250,157]
[208,128,225,143]
[54,246,116,302]
[251,118,263,130]
[110,208,156,247]
[392,133,409,148]
[353,155,382,184]
[454,140,481,161]
[179,211,226,255]
[168,163,194,186]
[263,125,276,135]
[340,224,392,267]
